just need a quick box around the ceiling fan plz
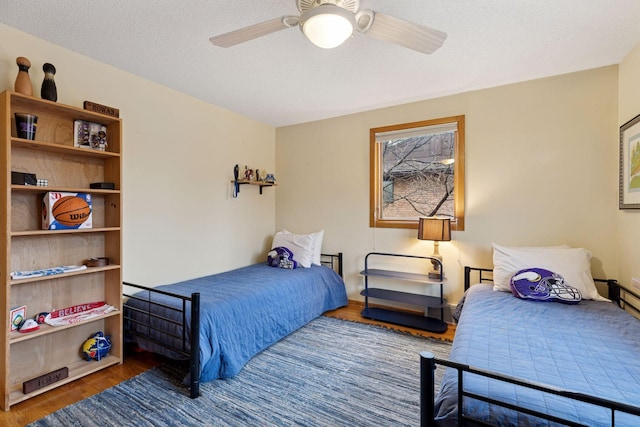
[209,0,447,54]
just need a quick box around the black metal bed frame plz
[122,252,343,399]
[420,266,640,426]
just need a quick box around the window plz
[370,115,465,230]
[382,180,394,205]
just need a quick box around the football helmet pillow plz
[267,246,298,269]
[510,267,582,304]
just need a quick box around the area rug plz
[29,316,451,426]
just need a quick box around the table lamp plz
[418,217,451,279]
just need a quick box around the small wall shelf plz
[231,179,276,195]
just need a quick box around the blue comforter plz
[435,284,640,426]
[125,263,347,382]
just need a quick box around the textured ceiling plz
[2,0,640,127]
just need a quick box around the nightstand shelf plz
[361,288,446,308]
[361,307,448,332]
[360,252,447,333]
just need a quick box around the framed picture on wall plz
[620,113,640,209]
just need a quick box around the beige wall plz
[4,23,633,305]
[1,24,277,286]
[618,42,640,289]
[276,66,619,304]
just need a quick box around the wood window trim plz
[369,115,465,231]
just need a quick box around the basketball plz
[52,196,91,226]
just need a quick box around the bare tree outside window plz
[370,116,465,230]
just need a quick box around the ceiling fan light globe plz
[301,5,355,49]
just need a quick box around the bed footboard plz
[420,351,437,425]
[420,352,640,426]
[123,282,201,398]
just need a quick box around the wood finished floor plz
[1,301,455,426]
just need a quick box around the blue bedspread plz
[435,284,640,426]
[125,263,347,382]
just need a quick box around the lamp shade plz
[418,217,451,242]
[300,4,355,49]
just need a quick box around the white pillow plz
[282,229,324,266]
[492,243,607,301]
[272,231,315,268]
[492,243,568,291]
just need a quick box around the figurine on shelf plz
[265,173,276,183]
[255,169,261,182]
[41,63,57,102]
[91,130,107,151]
[14,57,33,96]
[244,165,254,181]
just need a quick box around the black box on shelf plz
[89,182,115,190]
[11,171,37,186]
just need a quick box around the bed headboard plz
[463,266,493,290]
[608,280,640,317]
[321,252,343,278]
[464,266,640,315]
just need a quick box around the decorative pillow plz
[510,267,582,304]
[282,229,324,266]
[492,243,607,301]
[267,247,297,269]
[272,231,314,268]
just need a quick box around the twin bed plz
[421,245,640,426]
[123,253,347,398]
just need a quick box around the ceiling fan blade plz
[210,16,299,48]
[356,10,447,54]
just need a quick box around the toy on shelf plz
[82,331,112,361]
[41,63,57,102]
[14,57,33,96]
